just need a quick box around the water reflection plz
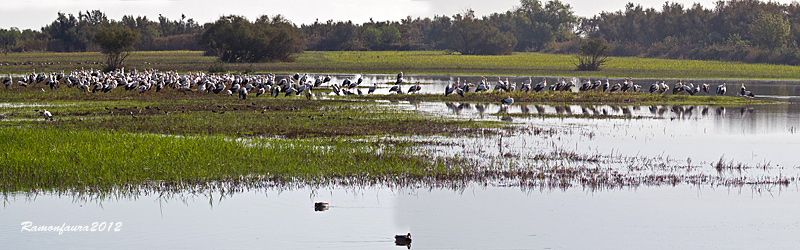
[425,102,758,120]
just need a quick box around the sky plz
[1,0,798,30]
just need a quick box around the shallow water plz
[292,73,800,97]
[398,101,800,168]
[2,185,799,249]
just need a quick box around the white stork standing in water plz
[579,79,590,92]
[305,83,313,100]
[716,83,727,96]
[658,81,669,94]
[739,83,747,96]
[672,80,684,94]
[521,76,532,92]
[314,76,323,88]
[609,82,621,92]
[533,78,547,92]
[408,82,421,94]
[444,81,454,96]
[322,75,331,85]
[649,81,660,93]
[475,77,487,92]
[505,78,515,92]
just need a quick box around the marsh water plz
[298,73,800,97]
[3,74,800,249]
[3,185,799,249]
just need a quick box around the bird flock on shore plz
[3,69,757,117]
[442,76,751,97]
[1,68,393,100]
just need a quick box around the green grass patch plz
[0,127,467,193]
[2,50,800,79]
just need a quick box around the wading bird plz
[716,83,727,96]
[3,75,12,88]
[501,96,514,105]
[368,83,377,94]
[739,83,747,96]
[649,81,660,93]
[533,78,547,92]
[42,109,53,121]
[238,87,248,99]
[396,72,404,84]
[673,80,684,95]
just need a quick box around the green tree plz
[361,26,382,48]
[447,10,517,55]
[748,11,791,49]
[379,25,401,44]
[93,24,140,71]
[200,15,304,63]
[502,0,577,51]
[575,38,610,71]
[0,28,21,55]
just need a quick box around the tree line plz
[3,0,800,65]
[578,0,800,65]
[0,10,202,55]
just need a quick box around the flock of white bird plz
[3,69,756,120]
[2,69,344,100]
[441,76,754,107]
[1,69,428,99]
